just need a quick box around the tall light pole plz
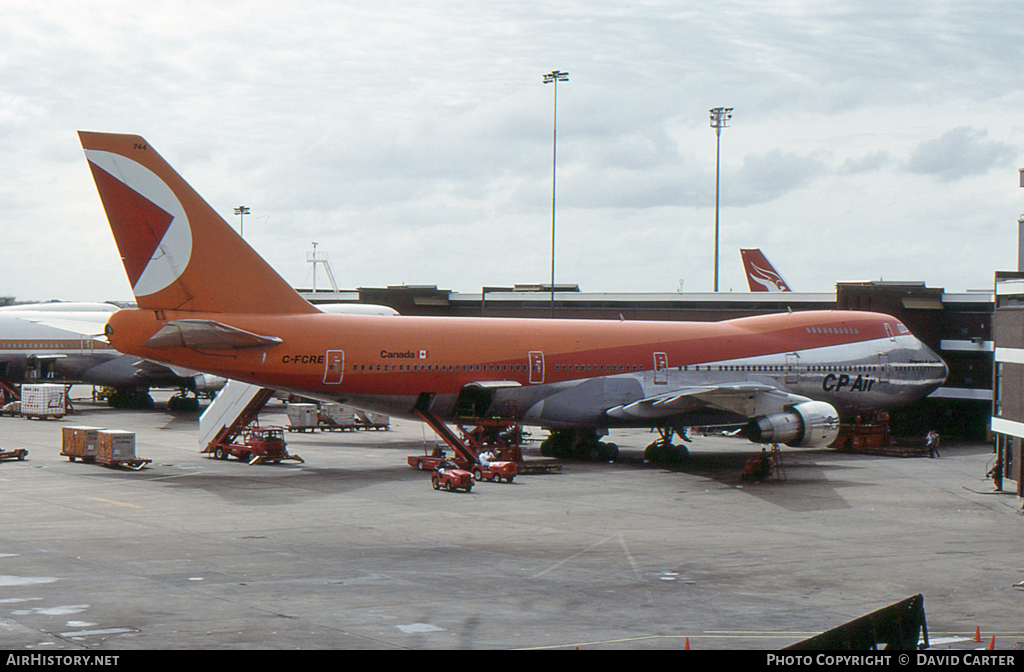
[709,107,733,292]
[234,205,250,238]
[544,70,569,317]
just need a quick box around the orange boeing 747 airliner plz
[80,132,947,461]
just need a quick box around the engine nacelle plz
[191,374,227,393]
[743,401,840,448]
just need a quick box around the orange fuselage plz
[108,307,902,401]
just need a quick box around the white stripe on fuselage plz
[663,335,945,413]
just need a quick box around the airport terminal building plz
[990,271,1024,497]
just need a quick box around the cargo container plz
[20,384,66,419]
[319,403,358,429]
[62,428,150,470]
[98,430,136,462]
[355,410,390,430]
[285,403,319,432]
[61,426,104,460]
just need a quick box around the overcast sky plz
[2,1,1022,303]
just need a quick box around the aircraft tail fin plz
[740,249,792,292]
[79,132,318,315]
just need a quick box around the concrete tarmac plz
[0,391,1021,650]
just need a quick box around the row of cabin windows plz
[352,363,524,373]
[684,364,785,372]
[688,364,877,373]
[346,362,885,374]
[350,362,648,373]
[346,360,938,375]
[556,364,643,373]
[0,341,102,349]
[806,326,859,335]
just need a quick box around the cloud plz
[1,2,1022,301]
[725,149,828,206]
[839,151,892,175]
[906,127,1015,181]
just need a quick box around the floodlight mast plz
[233,205,250,238]
[709,107,733,292]
[544,70,569,317]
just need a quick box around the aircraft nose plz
[921,340,948,386]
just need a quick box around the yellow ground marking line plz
[88,497,144,509]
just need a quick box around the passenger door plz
[786,353,799,384]
[653,352,669,384]
[323,350,344,385]
[529,351,545,384]
[877,353,890,384]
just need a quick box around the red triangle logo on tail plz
[88,161,175,287]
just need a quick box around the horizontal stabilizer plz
[12,316,109,342]
[143,319,282,350]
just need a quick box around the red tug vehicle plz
[430,459,474,493]
[471,458,516,483]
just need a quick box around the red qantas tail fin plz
[79,132,317,315]
[740,249,792,292]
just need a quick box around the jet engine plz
[191,374,227,393]
[742,401,840,448]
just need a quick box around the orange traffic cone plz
[684,637,690,650]
[975,626,981,642]
[987,636,995,650]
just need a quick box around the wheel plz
[505,475,514,484]
[540,432,571,458]
[645,442,688,464]
[431,476,440,490]
[464,483,473,493]
[416,460,424,470]
[214,446,227,460]
[472,468,483,481]
[644,441,667,463]
[490,473,500,482]
[445,481,455,492]
[603,442,620,462]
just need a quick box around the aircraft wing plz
[605,382,812,422]
[143,320,282,350]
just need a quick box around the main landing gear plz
[167,391,201,412]
[102,387,155,410]
[644,427,690,465]
[540,429,620,462]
